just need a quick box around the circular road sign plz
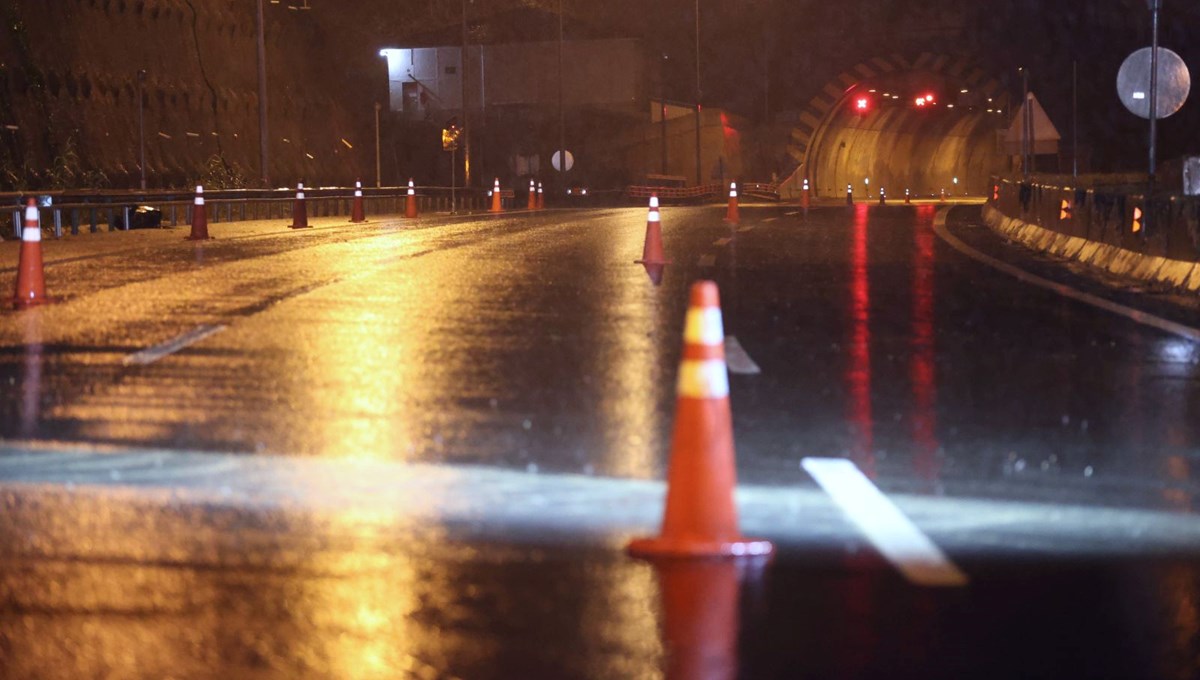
[551,150,574,172]
[1117,46,1191,119]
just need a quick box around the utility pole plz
[255,0,270,187]
[374,102,382,188]
[660,54,668,175]
[461,0,471,190]
[558,0,566,189]
[137,69,146,191]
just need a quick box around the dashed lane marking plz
[737,225,755,233]
[932,208,1200,343]
[784,211,799,216]
[697,254,717,267]
[724,336,761,374]
[124,325,227,366]
[802,457,969,588]
[714,237,733,247]
[764,217,779,223]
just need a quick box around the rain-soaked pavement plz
[1,201,1199,678]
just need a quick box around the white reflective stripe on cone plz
[650,196,660,208]
[298,192,305,199]
[22,209,40,243]
[684,307,724,346]
[648,209,660,222]
[355,190,363,197]
[677,359,730,399]
[195,197,204,205]
[195,185,204,194]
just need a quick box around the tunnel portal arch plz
[785,53,1011,199]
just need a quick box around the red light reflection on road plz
[847,204,874,476]
[911,205,940,487]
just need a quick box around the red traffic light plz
[855,97,870,112]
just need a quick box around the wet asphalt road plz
[1,202,1199,678]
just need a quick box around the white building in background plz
[378,39,645,119]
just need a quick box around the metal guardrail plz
[625,182,780,202]
[1,185,496,239]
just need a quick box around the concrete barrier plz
[986,177,1200,292]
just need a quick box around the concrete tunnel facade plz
[784,53,1011,199]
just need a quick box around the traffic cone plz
[537,182,545,210]
[12,198,55,309]
[627,281,773,559]
[846,184,854,206]
[724,182,739,224]
[527,179,537,210]
[405,179,418,218]
[939,188,946,204]
[801,178,810,215]
[879,187,886,206]
[490,178,503,212]
[635,194,670,267]
[350,180,366,223]
[186,184,210,240]
[289,182,309,229]
[905,188,911,204]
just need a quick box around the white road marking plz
[724,336,761,374]
[784,211,799,216]
[714,237,733,247]
[697,254,717,267]
[764,216,779,223]
[124,325,227,366]
[802,457,969,588]
[737,225,755,233]
[933,208,1200,343]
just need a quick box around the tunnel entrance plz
[786,53,1011,199]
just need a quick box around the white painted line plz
[784,211,799,216]
[714,237,733,247]
[124,325,227,366]
[724,335,761,374]
[933,208,1200,343]
[802,457,968,588]
[697,254,717,267]
[737,225,754,233]
[764,217,779,223]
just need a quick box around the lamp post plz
[137,69,146,191]
[693,0,702,187]
[255,0,270,187]
[660,53,668,175]
[374,102,382,188]
[557,0,566,190]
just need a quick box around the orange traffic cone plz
[490,178,503,213]
[635,194,671,266]
[725,182,739,224]
[627,281,773,559]
[537,182,545,210]
[350,180,366,223]
[939,188,946,204]
[289,182,309,229]
[405,179,419,218]
[905,188,911,204]
[12,198,55,309]
[527,179,537,210]
[186,184,210,240]
[801,177,810,215]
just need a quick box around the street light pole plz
[694,0,702,187]
[255,0,270,187]
[660,53,668,175]
[461,0,471,190]
[1148,0,1161,183]
[558,0,566,189]
[374,102,382,188]
[137,69,146,191]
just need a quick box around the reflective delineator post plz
[405,178,418,218]
[724,182,740,224]
[490,178,503,213]
[186,184,210,240]
[12,198,53,309]
[627,281,773,559]
[289,182,309,229]
[350,180,366,223]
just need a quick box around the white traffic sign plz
[1117,47,1191,119]
[551,150,574,172]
